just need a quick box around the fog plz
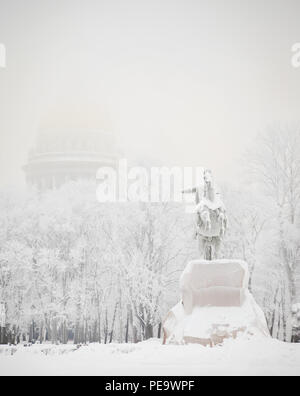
[0,0,300,187]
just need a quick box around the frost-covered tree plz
[245,125,300,341]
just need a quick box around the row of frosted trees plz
[0,182,195,344]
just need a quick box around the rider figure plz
[182,169,227,259]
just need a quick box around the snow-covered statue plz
[163,169,269,346]
[183,169,227,260]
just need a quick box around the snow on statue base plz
[163,260,270,346]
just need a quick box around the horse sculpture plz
[183,169,227,260]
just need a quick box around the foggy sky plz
[1,0,300,187]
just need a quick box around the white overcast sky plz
[0,0,300,187]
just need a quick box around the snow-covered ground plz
[0,337,299,376]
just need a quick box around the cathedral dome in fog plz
[23,128,118,190]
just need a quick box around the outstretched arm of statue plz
[182,187,197,194]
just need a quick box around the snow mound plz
[163,260,270,346]
[0,338,299,376]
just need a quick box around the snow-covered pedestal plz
[163,260,270,346]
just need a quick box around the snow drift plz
[163,260,270,346]
[1,337,300,376]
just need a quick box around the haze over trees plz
[0,126,299,344]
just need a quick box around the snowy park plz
[0,128,300,376]
[1,0,300,378]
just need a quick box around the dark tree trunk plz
[145,324,153,340]
[125,313,129,343]
[157,323,162,339]
[109,303,118,343]
[129,307,138,343]
[104,310,108,344]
